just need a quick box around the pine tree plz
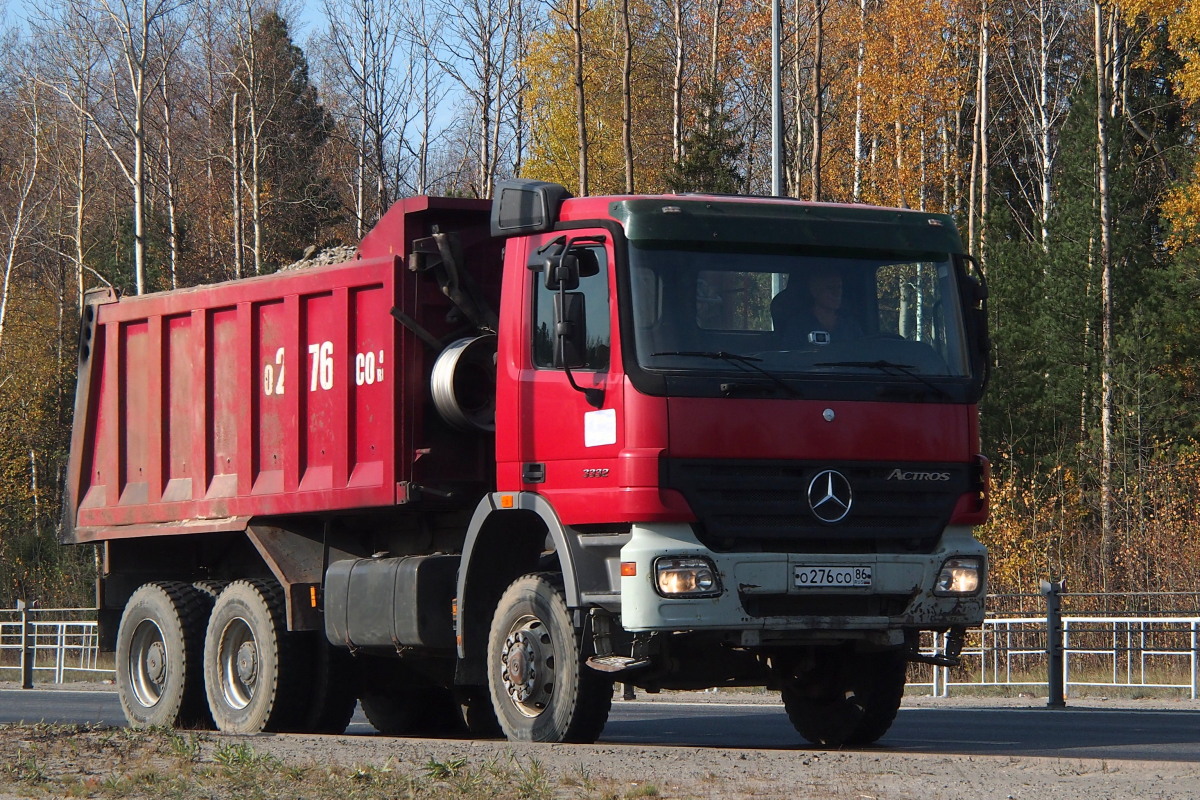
[226,12,339,268]
[665,81,743,194]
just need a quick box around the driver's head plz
[807,269,843,312]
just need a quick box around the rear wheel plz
[456,684,503,739]
[116,582,213,728]
[782,649,908,747]
[203,579,303,733]
[486,573,612,743]
[357,655,465,737]
[295,634,358,734]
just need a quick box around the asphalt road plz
[2,688,1197,763]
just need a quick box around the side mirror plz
[545,253,581,291]
[554,291,587,368]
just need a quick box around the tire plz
[356,656,466,737]
[782,649,907,747]
[486,573,612,743]
[294,634,358,734]
[203,579,303,734]
[842,650,907,746]
[192,580,229,600]
[360,685,465,737]
[456,684,504,739]
[115,582,213,729]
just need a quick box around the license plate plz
[794,565,873,588]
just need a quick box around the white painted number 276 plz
[309,341,334,391]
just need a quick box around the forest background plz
[1,0,1198,610]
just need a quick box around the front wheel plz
[782,649,908,747]
[486,573,612,743]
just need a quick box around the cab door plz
[514,230,624,524]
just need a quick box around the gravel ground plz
[3,681,1198,799]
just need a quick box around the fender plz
[456,491,584,661]
[455,490,631,674]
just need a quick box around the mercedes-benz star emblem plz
[808,469,853,523]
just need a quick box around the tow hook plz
[905,627,966,667]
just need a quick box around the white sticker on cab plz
[584,408,617,447]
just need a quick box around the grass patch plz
[0,723,707,800]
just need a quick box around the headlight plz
[653,557,722,597]
[934,557,983,596]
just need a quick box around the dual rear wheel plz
[115,579,355,734]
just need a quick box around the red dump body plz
[64,196,496,543]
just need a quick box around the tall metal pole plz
[771,0,783,196]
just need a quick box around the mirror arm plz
[556,283,605,409]
[563,362,605,409]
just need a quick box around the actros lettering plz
[886,468,952,481]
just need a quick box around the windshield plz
[629,243,970,379]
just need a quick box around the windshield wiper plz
[652,351,803,398]
[814,360,951,400]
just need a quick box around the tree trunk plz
[357,22,368,239]
[810,0,824,202]
[672,0,684,163]
[160,69,180,290]
[572,0,587,195]
[0,99,41,355]
[853,0,865,202]
[978,0,990,264]
[231,92,244,280]
[75,85,88,311]
[622,0,634,192]
[1094,0,1115,591]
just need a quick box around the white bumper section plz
[618,523,986,634]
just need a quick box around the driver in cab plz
[771,268,862,345]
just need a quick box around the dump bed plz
[63,196,496,544]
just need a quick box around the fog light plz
[934,557,982,596]
[653,557,721,598]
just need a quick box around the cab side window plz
[532,245,611,370]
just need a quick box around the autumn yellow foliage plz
[521,0,675,194]
[982,452,1200,596]
[1122,0,1200,249]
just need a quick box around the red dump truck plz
[63,181,990,745]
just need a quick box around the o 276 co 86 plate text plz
[794,565,873,588]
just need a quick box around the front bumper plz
[618,522,986,636]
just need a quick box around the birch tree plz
[82,0,191,294]
[1094,0,1115,591]
[321,0,409,235]
[0,82,44,355]
[30,0,103,309]
[1000,0,1087,249]
[431,0,522,197]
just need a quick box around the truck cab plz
[459,181,989,744]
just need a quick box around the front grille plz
[740,593,914,618]
[662,458,968,553]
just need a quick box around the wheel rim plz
[498,614,554,718]
[216,616,258,710]
[127,619,168,708]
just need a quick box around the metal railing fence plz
[0,606,109,685]
[4,594,1200,704]
[910,615,1200,700]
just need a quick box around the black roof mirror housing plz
[491,179,572,237]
